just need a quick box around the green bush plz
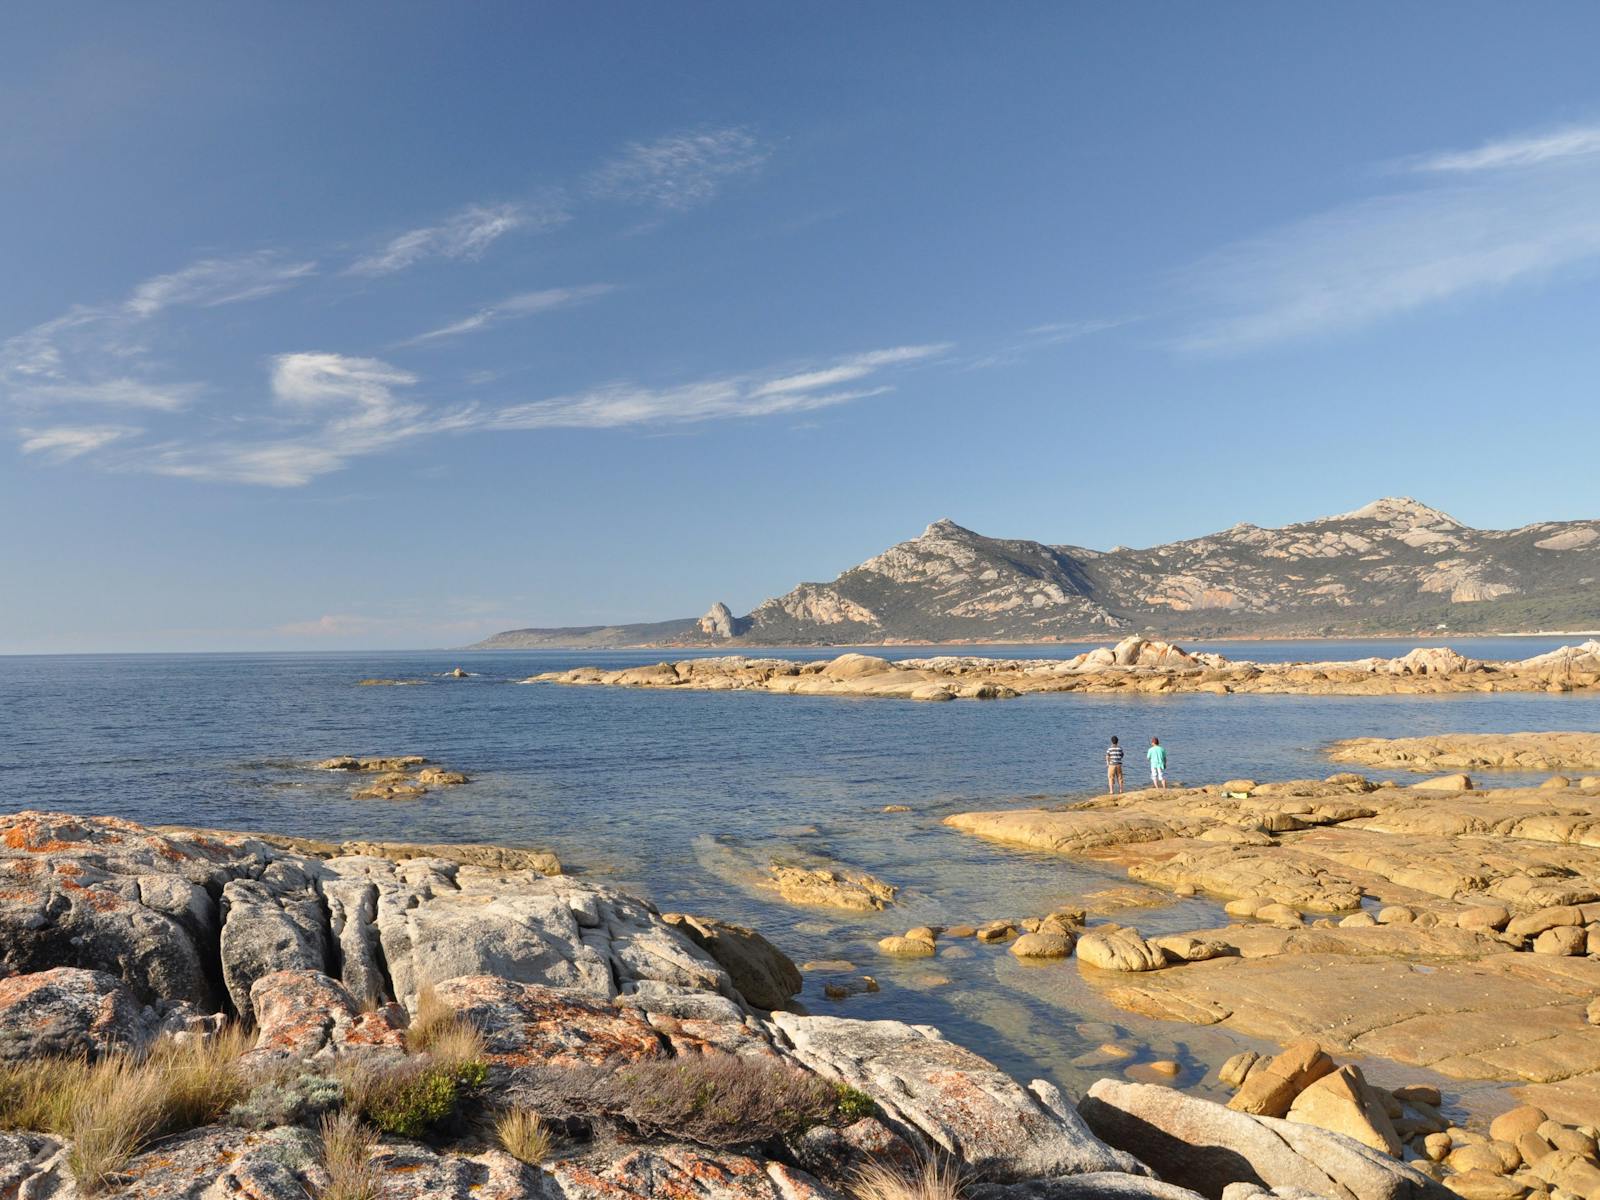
[354,1059,487,1138]
[833,1084,878,1123]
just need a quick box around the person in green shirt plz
[1147,737,1168,789]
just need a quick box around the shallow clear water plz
[2,637,1595,1114]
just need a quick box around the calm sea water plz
[2,636,1595,1111]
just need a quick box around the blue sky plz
[5,4,1600,652]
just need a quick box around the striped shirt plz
[1105,745,1124,765]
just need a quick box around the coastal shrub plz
[511,1055,862,1147]
[495,1107,554,1165]
[851,1158,964,1200]
[229,1071,343,1129]
[318,1110,381,1200]
[833,1084,878,1123]
[335,1055,488,1139]
[0,1025,252,1193]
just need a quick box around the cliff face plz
[472,498,1600,647]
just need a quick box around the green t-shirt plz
[1147,744,1167,769]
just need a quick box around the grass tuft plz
[851,1158,964,1200]
[0,1025,253,1194]
[495,1107,554,1165]
[318,1110,382,1200]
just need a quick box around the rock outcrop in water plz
[523,638,1600,701]
[1327,732,1600,774]
[473,499,1600,646]
[6,807,1570,1198]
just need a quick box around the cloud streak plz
[48,342,946,486]
[19,425,135,460]
[1180,121,1600,351]
[588,127,770,210]
[400,284,616,346]
[347,202,564,276]
[1410,123,1600,173]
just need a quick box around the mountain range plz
[471,498,1600,648]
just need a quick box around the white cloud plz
[15,339,945,485]
[965,319,1131,370]
[22,378,201,410]
[401,283,616,345]
[588,127,770,210]
[348,202,562,276]
[491,343,944,432]
[19,425,135,460]
[123,253,316,317]
[143,352,450,487]
[1411,123,1600,173]
[1180,123,1600,352]
[750,345,950,398]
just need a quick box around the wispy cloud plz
[1410,123,1600,173]
[98,342,943,485]
[1180,121,1600,352]
[491,343,945,432]
[123,253,316,317]
[400,283,616,346]
[750,345,949,398]
[0,253,309,421]
[19,425,135,460]
[19,378,201,410]
[143,352,464,487]
[347,201,564,276]
[588,127,770,210]
[966,318,1133,370]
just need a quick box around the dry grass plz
[318,1110,381,1200]
[405,983,486,1069]
[495,1108,553,1165]
[851,1158,963,1200]
[0,1026,252,1194]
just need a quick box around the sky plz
[4,4,1600,652]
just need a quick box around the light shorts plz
[1150,767,1166,784]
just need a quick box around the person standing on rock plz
[1147,736,1168,789]
[1105,736,1125,793]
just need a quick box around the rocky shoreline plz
[942,774,1600,1128]
[1,804,1597,1198]
[521,638,1600,702]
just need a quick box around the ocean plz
[3,636,1595,1111]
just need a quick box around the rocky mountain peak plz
[697,601,740,639]
[1330,496,1462,529]
[921,518,973,539]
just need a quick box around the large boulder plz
[219,864,330,1021]
[1077,926,1167,972]
[663,913,802,1010]
[0,967,164,1063]
[0,812,240,1008]
[1285,1065,1402,1156]
[771,1012,1148,1182]
[245,970,407,1066]
[1079,1080,1450,1200]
